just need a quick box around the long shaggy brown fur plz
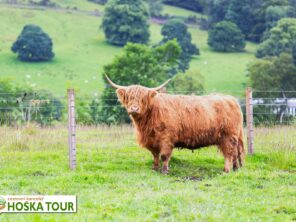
[115,85,245,174]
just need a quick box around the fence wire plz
[0,90,295,162]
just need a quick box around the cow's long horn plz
[151,79,171,91]
[105,74,126,89]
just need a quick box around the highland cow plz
[105,75,245,174]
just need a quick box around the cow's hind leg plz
[219,137,238,173]
[151,151,160,171]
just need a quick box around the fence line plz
[1,88,296,170]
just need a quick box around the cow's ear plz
[149,90,157,99]
[116,88,126,102]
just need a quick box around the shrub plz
[11,24,54,62]
[101,0,150,46]
[208,21,246,52]
[160,19,199,74]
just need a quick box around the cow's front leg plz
[151,151,160,171]
[160,147,173,174]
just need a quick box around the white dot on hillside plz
[26,74,31,78]
[37,73,41,76]
[85,80,89,83]
[92,76,97,79]
[94,93,98,97]
[204,61,208,65]
[31,83,36,87]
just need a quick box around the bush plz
[0,79,63,126]
[208,21,246,52]
[145,0,163,17]
[169,70,205,95]
[101,0,150,46]
[256,18,296,58]
[11,24,54,62]
[247,53,296,125]
[160,19,199,74]
[163,0,205,13]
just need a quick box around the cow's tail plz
[237,127,245,167]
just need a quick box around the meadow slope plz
[0,3,256,97]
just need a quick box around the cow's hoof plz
[162,170,169,174]
[162,166,169,174]
[223,168,230,173]
[152,166,159,171]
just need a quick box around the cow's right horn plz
[105,74,126,89]
[151,79,171,91]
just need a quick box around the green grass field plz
[0,125,295,221]
[0,2,255,97]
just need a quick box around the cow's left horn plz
[105,74,126,89]
[151,79,171,91]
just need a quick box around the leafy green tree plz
[146,0,163,17]
[160,19,199,74]
[102,0,150,46]
[225,0,264,41]
[249,53,296,94]
[169,70,205,95]
[11,25,54,62]
[206,0,290,42]
[95,40,181,124]
[247,53,296,124]
[206,0,230,27]
[256,18,296,58]
[292,43,296,65]
[208,21,246,52]
[163,0,205,13]
[265,6,287,31]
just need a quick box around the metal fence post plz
[246,87,254,155]
[68,89,77,170]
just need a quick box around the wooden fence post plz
[246,87,254,155]
[68,89,77,170]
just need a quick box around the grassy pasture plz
[0,125,295,221]
[0,3,255,97]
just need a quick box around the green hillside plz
[0,2,256,96]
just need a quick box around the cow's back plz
[151,93,243,149]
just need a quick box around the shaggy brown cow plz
[105,75,245,174]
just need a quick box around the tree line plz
[4,0,296,125]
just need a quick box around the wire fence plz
[0,88,295,169]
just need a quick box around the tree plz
[265,6,287,31]
[160,19,199,74]
[146,0,163,17]
[208,21,246,52]
[249,53,296,94]
[256,18,296,58]
[225,0,264,41]
[11,25,54,62]
[247,53,296,124]
[206,0,290,42]
[292,43,296,65]
[101,0,150,46]
[163,0,205,13]
[206,0,230,28]
[96,40,181,124]
[169,70,205,95]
